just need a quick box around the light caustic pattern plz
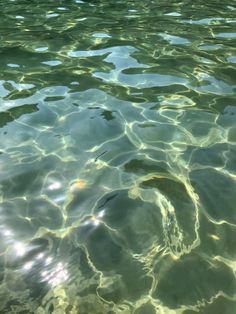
[0,0,236,313]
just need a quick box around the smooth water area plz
[0,0,236,313]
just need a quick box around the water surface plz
[0,0,236,313]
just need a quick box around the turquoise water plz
[0,0,236,313]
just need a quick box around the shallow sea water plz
[0,0,236,313]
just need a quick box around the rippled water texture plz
[0,0,236,313]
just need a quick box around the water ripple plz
[0,0,236,313]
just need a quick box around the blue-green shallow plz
[0,0,236,313]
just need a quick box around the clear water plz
[0,0,236,313]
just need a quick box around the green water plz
[0,0,236,313]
